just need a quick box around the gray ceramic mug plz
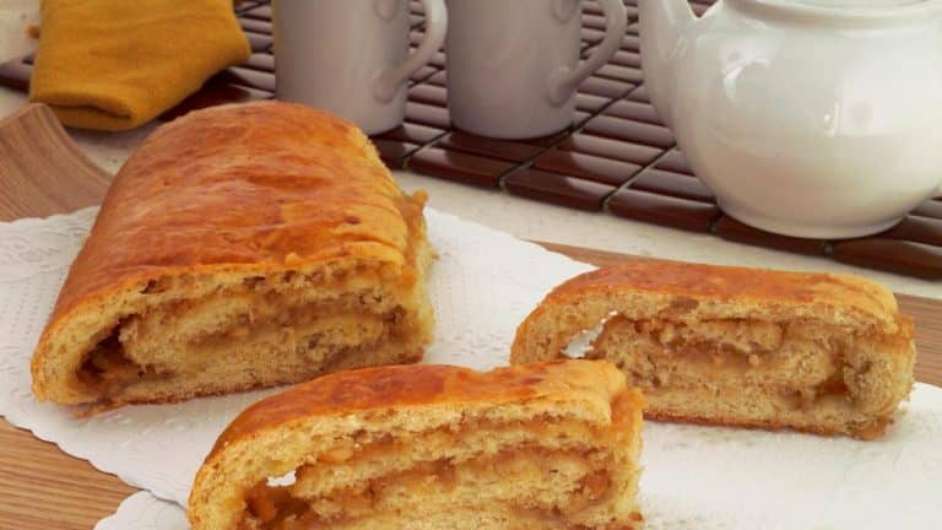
[445,0,627,139]
[274,0,447,134]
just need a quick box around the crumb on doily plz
[26,23,40,39]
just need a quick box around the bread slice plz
[31,101,434,408]
[188,361,645,530]
[511,260,916,439]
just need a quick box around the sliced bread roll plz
[188,361,645,530]
[31,101,433,408]
[511,260,916,439]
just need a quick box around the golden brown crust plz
[47,100,409,330]
[190,360,642,530]
[643,410,890,441]
[510,260,913,440]
[205,360,633,461]
[511,259,903,365]
[32,101,428,403]
[538,260,897,330]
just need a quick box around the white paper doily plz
[96,382,942,530]
[2,207,942,530]
[0,206,591,502]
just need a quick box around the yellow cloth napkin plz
[29,0,251,131]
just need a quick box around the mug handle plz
[373,0,448,103]
[547,0,627,105]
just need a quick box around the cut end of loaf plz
[510,262,916,440]
[588,314,914,439]
[187,361,644,530]
[30,101,435,409]
[32,233,434,408]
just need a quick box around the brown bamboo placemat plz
[2,0,940,278]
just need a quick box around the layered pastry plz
[511,260,916,439]
[31,101,434,407]
[188,361,645,530]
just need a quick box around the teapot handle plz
[547,0,627,105]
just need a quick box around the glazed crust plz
[643,410,890,441]
[189,360,643,530]
[204,360,633,459]
[511,259,903,364]
[31,101,428,403]
[537,260,898,330]
[509,260,914,439]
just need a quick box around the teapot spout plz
[639,0,696,128]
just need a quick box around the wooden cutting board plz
[1,103,940,530]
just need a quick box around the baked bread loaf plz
[31,101,434,407]
[188,361,644,530]
[511,260,916,439]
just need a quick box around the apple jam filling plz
[240,448,613,530]
[76,288,406,399]
[232,411,630,530]
[77,328,162,396]
[591,316,855,409]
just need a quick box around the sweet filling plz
[240,447,614,530]
[236,395,640,530]
[293,418,607,498]
[71,191,431,402]
[76,281,409,399]
[590,316,854,409]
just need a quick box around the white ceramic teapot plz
[639,0,942,238]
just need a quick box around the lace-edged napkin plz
[97,381,942,530]
[1,207,941,530]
